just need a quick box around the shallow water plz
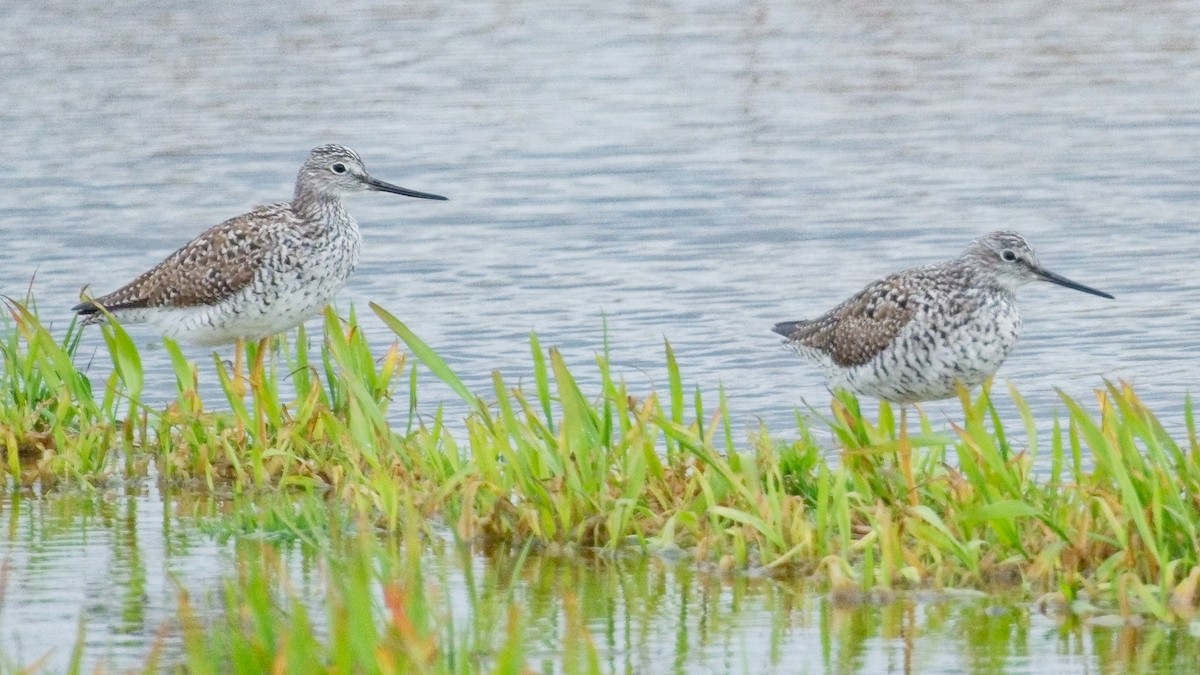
[3,0,1200,670]
[4,0,1199,435]
[5,485,1200,674]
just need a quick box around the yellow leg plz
[251,337,269,443]
[899,406,918,506]
[232,337,246,398]
[250,337,269,395]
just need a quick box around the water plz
[5,487,1199,674]
[2,0,1200,670]
[4,0,1199,434]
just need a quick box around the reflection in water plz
[4,488,1200,672]
[462,545,1200,674]
[111,491,146,634]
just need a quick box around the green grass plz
[1,299,113,484]
[4,297,1200,626]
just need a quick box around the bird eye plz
[1001,249,1018,262]
[330,163,347,174]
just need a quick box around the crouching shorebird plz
[74,144,447,394]
[771,230,1113,503]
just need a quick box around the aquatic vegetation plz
[1,299,113,484]
[175,515,599,675]
[3,298,1200,631]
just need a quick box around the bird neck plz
[293,192,351,230]
[940,257,1015,296]
[961,261,1020,296]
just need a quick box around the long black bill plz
[1036,268,1114,299]
[365,176,448,201]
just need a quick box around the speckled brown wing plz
[775,274,922,368]
[75,209,278,314]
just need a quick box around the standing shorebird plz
[771,230,1113,503]
[74,144,447,393]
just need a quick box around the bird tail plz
[72,299,100,315]
[771,320,806,338]
[72,299,110,325]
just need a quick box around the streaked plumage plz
[74,144,446,345]
[772,231,1113,403]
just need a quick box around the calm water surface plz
[3,0,1200,670]
[6,485,1200,674]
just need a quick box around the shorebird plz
[772,230,1113,503]
[74,144,447,394]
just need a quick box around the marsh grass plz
[4,299,1200,624]
[1,299,113,485]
